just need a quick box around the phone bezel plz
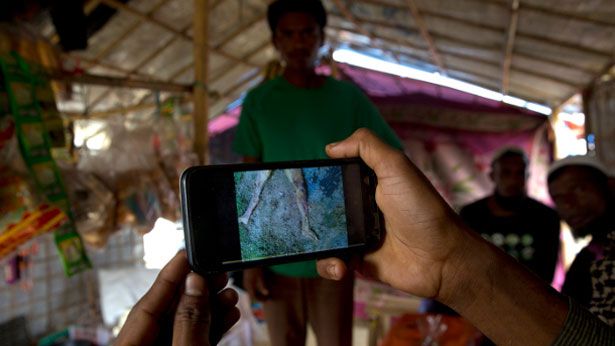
[181,158,381,274]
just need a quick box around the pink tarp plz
[336,63,554,210]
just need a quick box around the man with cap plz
[548,155,615,326]
[232,1,403,345]
[460,147,561,283]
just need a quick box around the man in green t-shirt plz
[232,1,403,345]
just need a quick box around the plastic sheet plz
[59,166,116,249]
[75,114,182,234]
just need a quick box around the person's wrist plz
[436,219,495,313]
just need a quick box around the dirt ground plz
[235,167,348,261]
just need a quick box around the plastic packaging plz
[60,166,116,249]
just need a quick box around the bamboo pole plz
[501,0,520,95]
[193,0,210,165]
[48,71,193,92]
[405,0,446,74]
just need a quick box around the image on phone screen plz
[233,166,351,263]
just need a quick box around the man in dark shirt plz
[460,147,561,283]
[421,148,561,323]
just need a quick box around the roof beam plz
[65,102,162,120]
[67,74,262,122]
[74,0,243,113]
[99,0,258,68]
[79,0,173,111]
[210,0,228,11]
[447,66,560,103]
[418,11,613,58]
[214,13,267,50]
[133,22,193,72]
[354,0,615,27]
[86,22,194,111]
[329,38,555,105]
[329,26,581,88]
[501,0,520,94]
[61,52,158,79]
[472,0,615,27]
[330,0,401,62]
[330,13,600,76]
[331,0,377,44]
[49,71,193,92]
[100,0,190,39]
[84,0,103,14]
[135,39,268,106]
[350,0,613,58]
[211,41,271,84]
[134,63,195,105]
[555,60,615,111]
[331,41,557,105]
[92,0,172,62]
[221,69,264,99]
[404,0,445,74]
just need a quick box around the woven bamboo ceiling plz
[32,0,615,119]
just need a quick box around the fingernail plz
[185,273,203,297]
[328,264,339,279]
[327,141,340,149]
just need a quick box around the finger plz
[209,288,240,344]
[223,307,241,330]
[211,306,241,344]
[325,128,405,177]
[256,274,270,297]
[208,273,229,294]
[172,273,211,346]
[116,251,190,345]
[218,288,239,310]
[316,258,347,280]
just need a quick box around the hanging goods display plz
[0,52,90,276]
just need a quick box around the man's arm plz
[316,129,578,346]
[351,85,404,151]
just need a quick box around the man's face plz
[549,166,608,236]
[272,12,323,70]
[491,156,527,198]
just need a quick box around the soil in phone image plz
[234,166,348,262]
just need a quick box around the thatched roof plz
[28,0,615,119]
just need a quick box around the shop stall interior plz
[1,0,614,345]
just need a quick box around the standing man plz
[232,1,403,345]
[548,156,615,326]
[422,148,561,325]
[460,147,561,283]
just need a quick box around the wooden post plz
[193,0,209,165]
[501,0,520,95]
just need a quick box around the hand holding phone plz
[181,158,381,274]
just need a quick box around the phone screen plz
[182,158,378,272]
[225,166,365,264]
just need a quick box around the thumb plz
[256,274,269,296]
[172,273,211,346]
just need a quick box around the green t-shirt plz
[233,75,403,277]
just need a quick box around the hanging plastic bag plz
[59,165,116,249]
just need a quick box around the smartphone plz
[180,158,381,274]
